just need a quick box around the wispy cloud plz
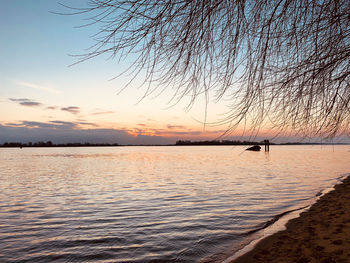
[61,106,80,115]
[9,98,42,107]
[5,120,99,130]
[77,121,98,127]
[16,81,60,94]
[167,125,186,129]
[20,120,77,129]
[46,106,58,110]
[48,120,77,127]
[155,130,202,136]
[9,97,84,116]
[0,122,174,145]
[128,125,204,138]
[90,110,114,115]
[4,122,23,127]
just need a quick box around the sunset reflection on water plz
[0,145,349,262]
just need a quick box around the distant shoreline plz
[0,141,348,148]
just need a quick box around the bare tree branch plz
[67,0,350,137]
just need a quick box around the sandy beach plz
[231,176,350,263]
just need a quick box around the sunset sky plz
[0,1,347,144]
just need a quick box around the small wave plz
[242,205,309,236]
[221,174,350,263]
[337,173,350,181]
[16,251,115,263]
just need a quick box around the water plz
[0,145,349,262]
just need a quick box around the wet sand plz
[232,176,350,263]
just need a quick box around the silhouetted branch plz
[68,0,350,137]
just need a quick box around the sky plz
[0,1,348,145]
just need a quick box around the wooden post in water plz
[264,140,270,152]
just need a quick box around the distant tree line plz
[0,141,119,148]
[175,140,274,146]
[175,140,348,146]
[0,140,346,148]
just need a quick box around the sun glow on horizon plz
[1,1,348,145]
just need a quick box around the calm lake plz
[0,145,349,262]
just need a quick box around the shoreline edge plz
[229,174,350,263]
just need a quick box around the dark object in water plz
[264,139,270,152]
[246,145,261,151]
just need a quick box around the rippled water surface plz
[0,145,349,262]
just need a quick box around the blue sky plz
[0,0,230,144]
[0,1,348,144]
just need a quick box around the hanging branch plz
[66,0,350,137]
